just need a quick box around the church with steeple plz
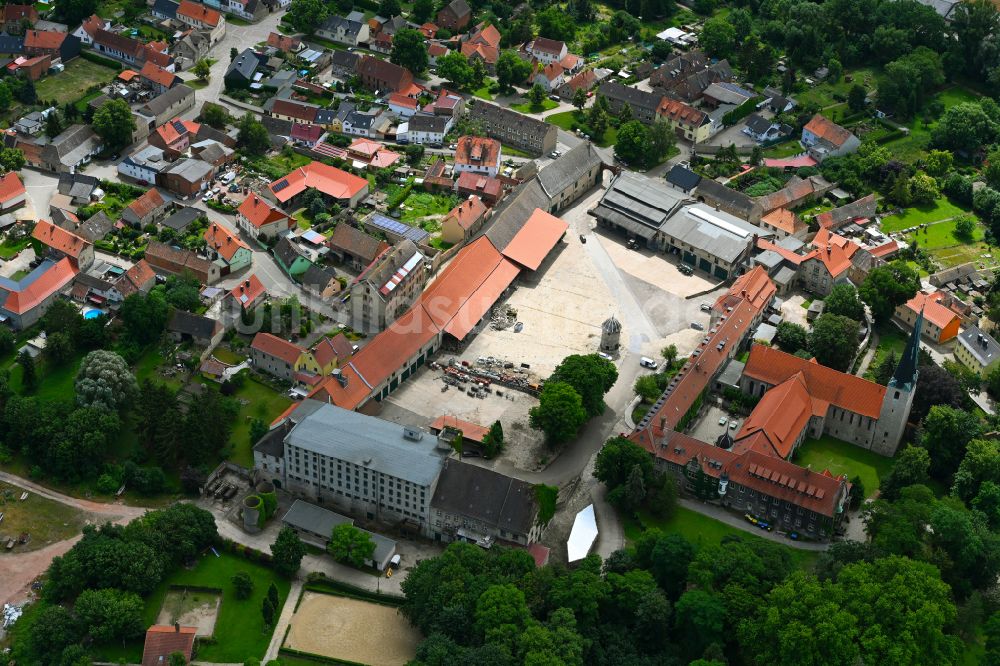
[874,308,921,456]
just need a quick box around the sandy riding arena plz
[283,591,422,666]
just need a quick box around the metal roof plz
[365,213,429,244]
[284,403,445,486]
[281,499,354,536]
[958,325,1000,367]
[567,504,598,562]
[661,203,759,264]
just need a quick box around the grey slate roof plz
[78,211,114,242]
[226,48,260,82]
[536,141,603,200]
[300,262,338,289]
[597,81,662,112]
[168,309,221,339]
[693,177,756,218]
[665,164,702,192]
[407,114,449,133]
[592,171,689,238]
[661,203,759,263]
[161,206,201,231]
[252,420,291,458]
[319,15,366,37]
[273,235,305,268]
[958,326,1000,367]
[485,178,549,251]
[284,403,446,486]
[282,499,353,535]
[430,459,537,536]
[152,0,179,18]
[139,84,194,118]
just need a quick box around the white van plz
[639,357,658,369]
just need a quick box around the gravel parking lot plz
[687,403,743,444]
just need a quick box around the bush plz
[96,473,119,494]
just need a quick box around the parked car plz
[718,416,728,426]
[700,302,711,312]
[639,357,658,369]
[598,351,613,360]
[691,322,704,330]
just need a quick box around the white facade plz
[399,116,452,144]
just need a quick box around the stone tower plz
[600,315,622,352]
[873,308,921,456]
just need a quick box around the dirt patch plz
[284,592,421,666]
[155,588,222,637]
[0,481,86,554]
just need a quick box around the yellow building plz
[955,325,1000,376]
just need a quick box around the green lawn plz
[37,58,118,106]
[623,506,819,570]
[545,110,616,147]
[226,377,293,467]
[212,347,245,365]
[399,191,459,223]
[510,98,559,114]
[292,207,310,230]
[470,85,494,101]
[0,235,30,259]
[9,353,84,401]
[881,197,969,231]
[881,85,981,160]
[0,479,86,551]
[795,68,878,109]
[793,435,895,497]
[763,140,806,159]
[501,144,536,158]
[95,551,291,664]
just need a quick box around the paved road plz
[677,498,829,551]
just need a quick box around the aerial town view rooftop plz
[1,0,1000,662]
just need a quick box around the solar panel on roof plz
[171,119,186,134]
[272,179,290,192]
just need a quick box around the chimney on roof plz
[245,279,250,287]
[174,621,180,632]
[659,416,666,432]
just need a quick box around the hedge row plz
[79,50,123,70]
[278,646,366,666]
[303,573,405,606]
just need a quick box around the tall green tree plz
[809,313,859,372]
[496,50,532,90]
[286,0,327,33]
[549,354,618,417]
[919,404,983,481]
[74,588,145,643]
[271,526,307,577]
[390,29,429,74]
[859,260,921,323]
[237,114,271,156]
[823,284,866,322]
[327,524,375,568]
[529,381,587,446]
[92,99,136,149]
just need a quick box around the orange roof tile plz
[177,0,221,26]
[140,60,177,88]
[388,92,419,109]
[238,193,291,229]
[802,227,859,278]
[869,240,898,258]
[268,161,368,204]
[229,274,267,309]
[118,69,140,81]
[468,22,501,48]
[743,344,886,419]
[444,195,486,231]
[733,373,813,459]
[499,208,569,271]
[142,625,197,666]
[204,222,249,262]
[32,219,90,259]
[760,207,804,235]
[804,114,854,148]
[0,171,25,204]
[715,265,776,313]
[0,257,77,314]
[312,332,353,367]
[756,237,806,265]
[251,332,304,365]
[460,41,498,64]
[454,135,501,168]
[901,290,960,330]
[429,415,489,442]
[125,188,166,221]
[118,258,156,296]
[24,29,65,50]
[656,97,706,128]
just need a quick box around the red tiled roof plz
[271,99,317,123]
[733,373,814,459]
[32,219,90,259]
[268,161,368,204]
[0,171,25,204]
[80,15,105,37]
[204,222,249,262]
[177,0,222,26]
[444,195,486,231]
[530,36,565,55]
[118,258,156,296]
[24,29,65,50]
[537,62,564,83]
[140,60,177,88]
[252,332,304,365]
[267,31,300,52]
[500,208,568,271]
[428,43,449,57]
[419,22,438,38]
[388,92,419,110]
[656,97,706,128]
[455,170,502,198]
[3,5,37,22]
[118,69,140,81]
[559,53,581,70]
[460,41,498,64]
[901,290,960,330]
[229,274,267,309]
[125,188,166,220]
[743,344,887,419]
[561,69,595,93]
[454,135,501,168]
[141,625,197,666]
[760,207,804,235]
[290,122,323,144]
[143,45,172,68]
[869,240,898,258]
[467,22,501,49]
[802,227,859,278]
[238,192,291,229]
[756,237,806,265]
[312,332,353,367]
[713,266,776,313]
[804,114,854,148]
[155,117,199,146]
[0,257,77,314]
[429,414,489,442]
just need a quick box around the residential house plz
[743,113,789,143]
[430,459,541,546]
[388,92,420,118]
[460,39,499,74]
[454,136,501,177]
[0,172,26,212]
[32,219,94,270]
[168,309,224,348]
[11,54,52,81]
[356,55,413,93]
[955,326,1000,375]
[797,227,860,295]
[160,206,202,233]
[441,195,488,244]
[351,239,426,333]
[801,114,861,161]
[266,161,370,209]
[176,0,225,43]
[896,290,961,343]
[144,241,220,284]
[664,164,702,195]
[139,60,179,95]
[228,273,267,311]
[300,263,341,300]
[656,97,711,143]
[702,81,754,109]
[190,139,234,167]
[423,88,464,117]
[0,258,77,329]
[556,69,596,100]
[224,48,260,89]
[121,188,171,227]
[597,81,663,124]
[217,0,268,22]
[118,145,168,184]
[815,194,878,230]
[135,84,195,128]
[273,236,311,277]
[23,29,80,61]
[267,31,301,53]
[54,210,113,243]
[157,158,214,196]
[532,62,565,92]
[317,15,369,46]
[152,0,180,20]
[759,208,807,239]
[311,332,353,372]
[418,22,438,38]
[267,98,318,124]
[3,5,38,33]
[115,258,157,298]
[468,101,558,156]
[427,42,449,66]
[455,170,504,205]
[15,123,101,173]
[250,332,321,382]
[525,37,567,65]
[92,29,171,68]
[327,223,387,271]
[757,175,835,219]
[368,32,392,54]
[342,109,390,138]
[437,0,471,31]
[141,625,197,666]
[329,50,359,78]
[237,192,293,240]
[204,221,252,273]
[399,114,451,145]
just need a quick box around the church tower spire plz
[873,307,921,457]
[890,306,922,391]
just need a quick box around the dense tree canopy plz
[809,313,859,372]
[859,261,921,323]
[549,354,618,417]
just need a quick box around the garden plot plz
[155,587,222,637]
